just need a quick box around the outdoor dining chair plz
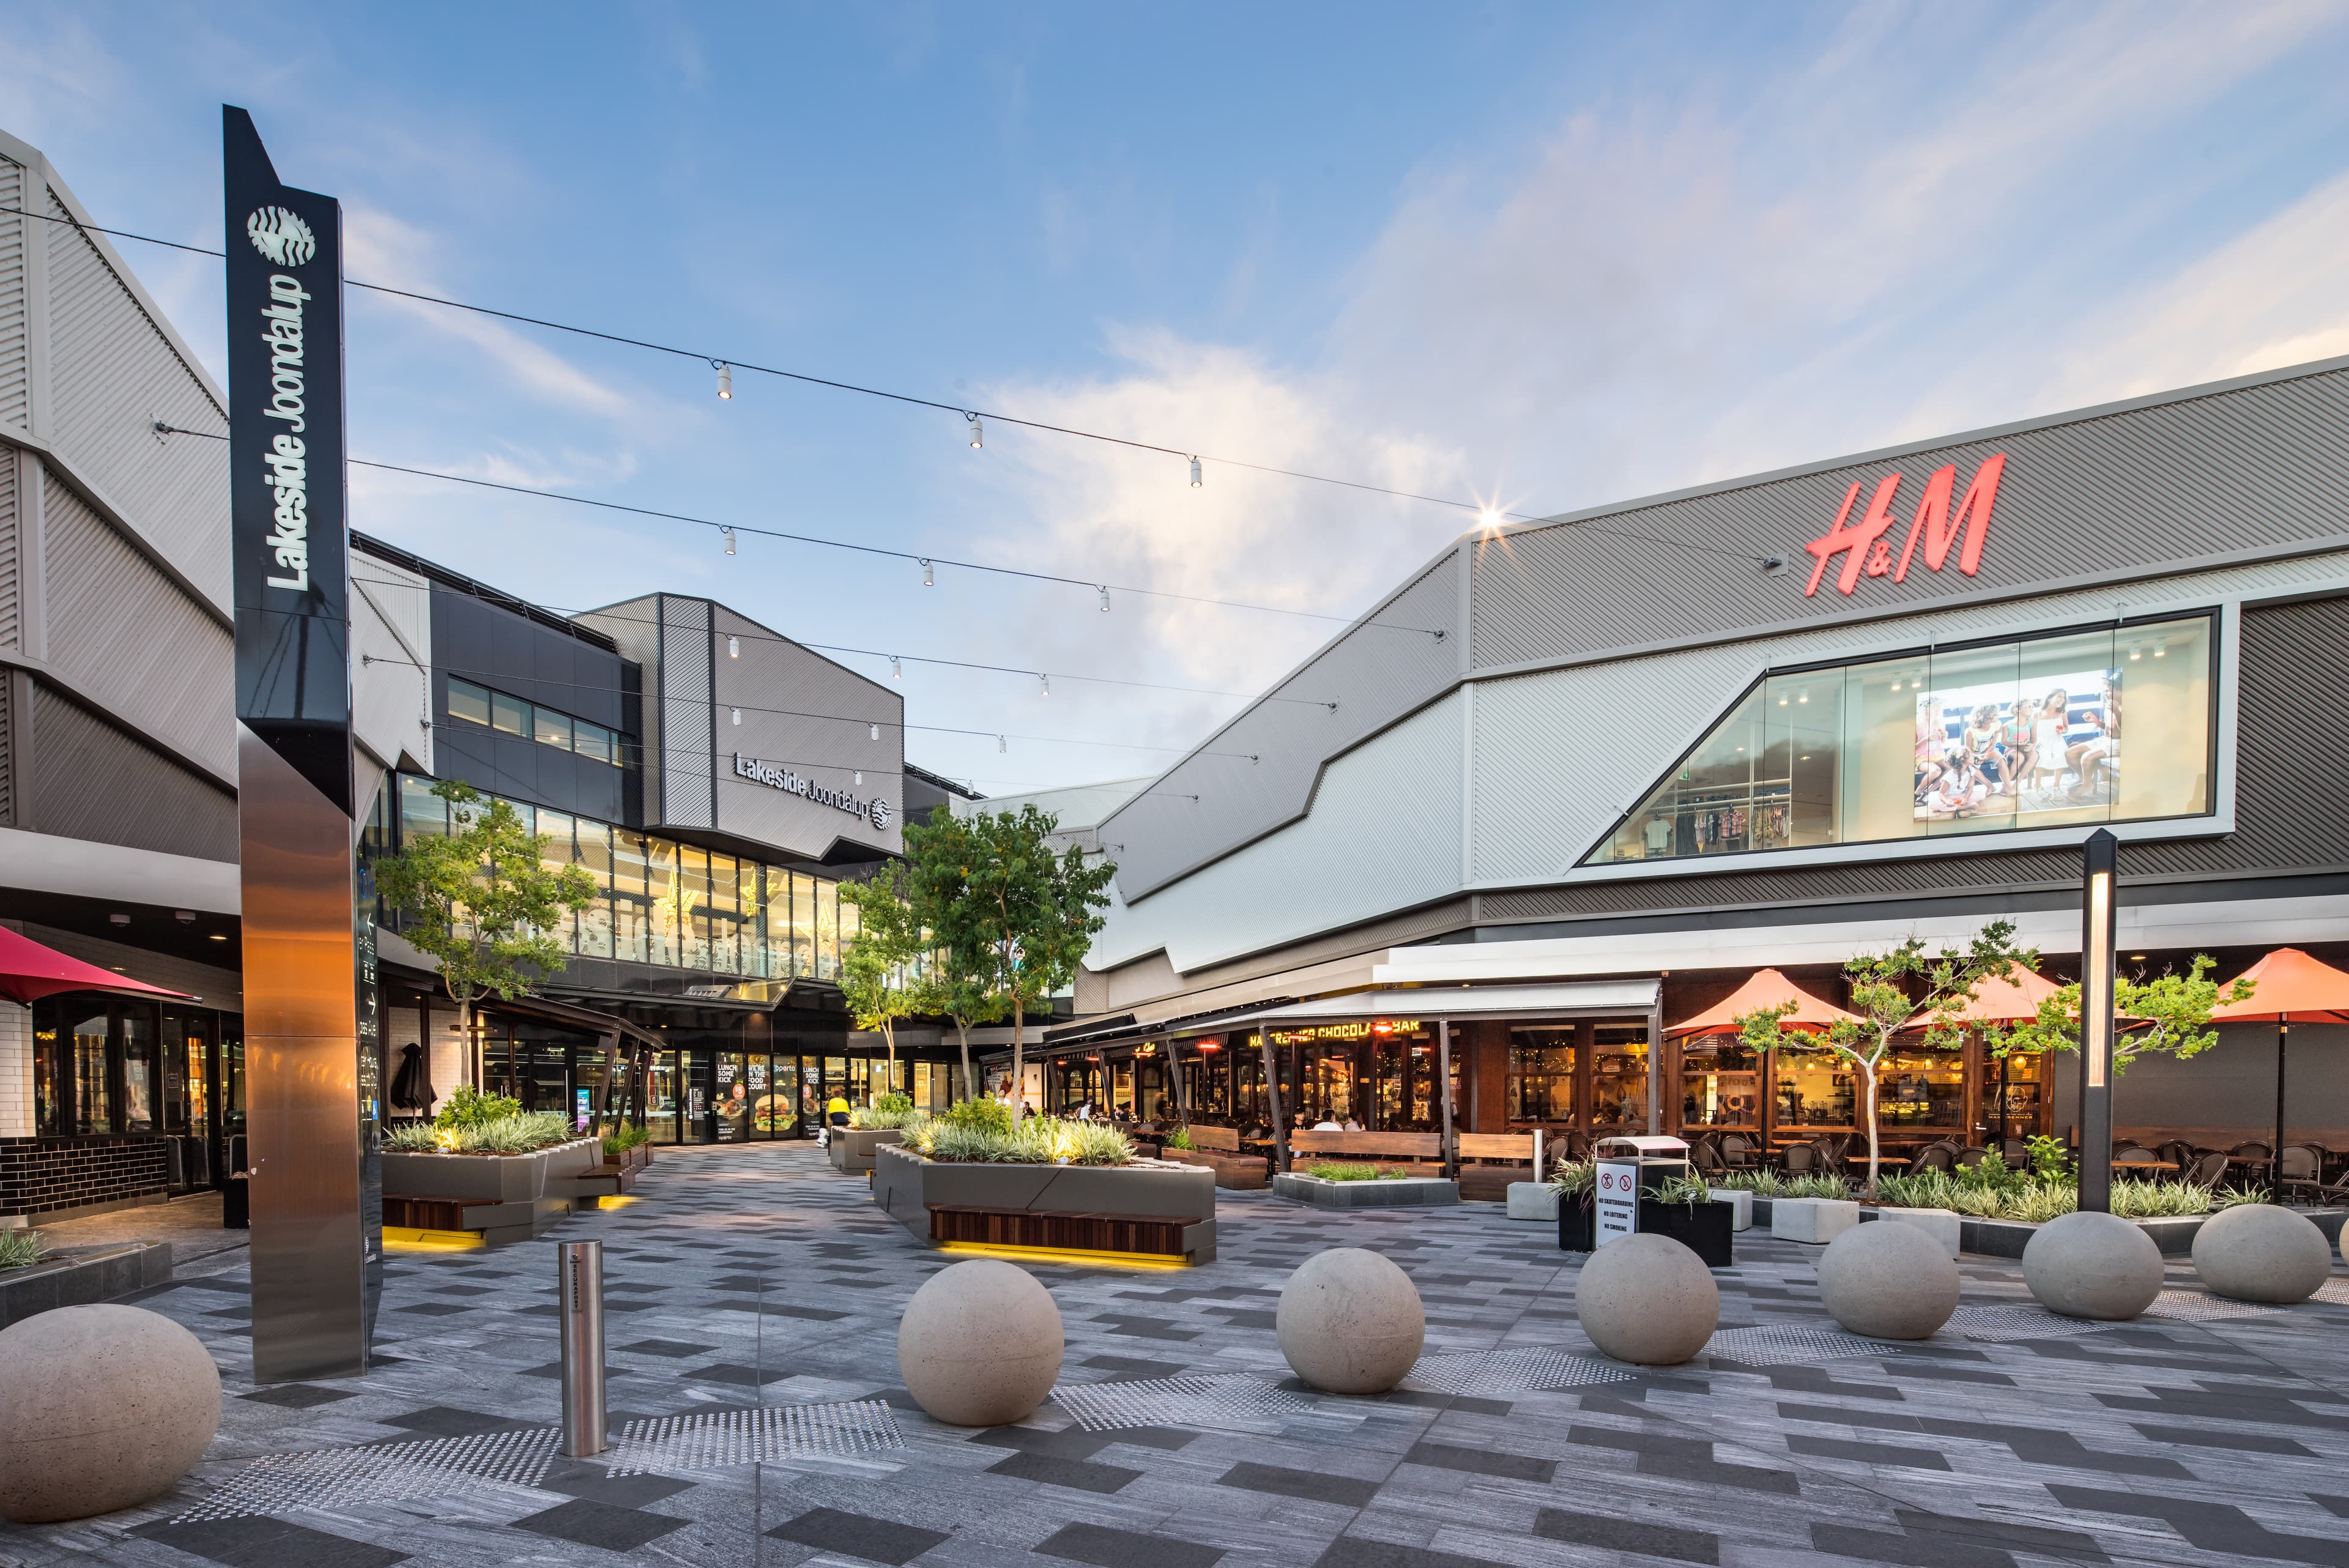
[2113,1147,2165,1170]
[1999,1137,2030,1165]
[1917,1144,1957,1175]
[1779,1143,1817,1175]
[2231,1141,2274,1161]
[2279,1144,2324,1203]
[1956,1145,1990,1169]
[1719,1133,1759,1170]
[2184,1150,2232,1186]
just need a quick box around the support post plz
[1257,1031,1289,1175]
[1167,1036,1189,1124]
[2078,829,2119,1214]
[1437,1020,1457,1179]
[2274,1022,2290,1203]
[1646,1000,1663,1137]
[558,1239,607,1458]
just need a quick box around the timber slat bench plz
[1166,1126,1269,1189]
[927,1204,1193,1258]
[1280,1130,1543,1202]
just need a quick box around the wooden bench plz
[1288,1130,1444,1161]
[929,1205,1197,1257]
[1168,1125,1269,1189]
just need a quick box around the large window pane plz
[613,832,651,964]
[762,867,791,977]
[537,809,577,953]
[680,847,712,970]
[447,678,491,727]
[1589,1024,1648,1129]
[814,877,839,981]
[1587,614,2214,865]
[646,838,680,966]
[573,721,615,765]
[576,820,614,959]
[120,1008,155,1132]
[399,774,448,844]
[707,853,740,974]
[533,707,574,751]
[491,691,529,737]
[71,1007,109,1134]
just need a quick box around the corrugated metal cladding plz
[0,451,16,648]
[27,683,236,862]
[1089,692,1466,975]
[1468,547,2347,887]
[42,192,229,613]
[0,159,26,431]
[1471,360,2349,672]
[1477,589,2349,927]
[709,603,902,860]
[0,674,12,825]
[40,470,233,779]
[659,595,714,830]
[1102,552,1460,900]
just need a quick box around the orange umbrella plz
[1668,968,1858,1040]
[2208,948,2349,1195]
[1906,966,2065,1029]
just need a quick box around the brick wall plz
[0,1136,169,1219]
[0,1001,28,1140]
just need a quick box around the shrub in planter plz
[1639,1175,1735,1266]
[0,1230,46,1273]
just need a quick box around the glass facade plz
[397,774,854,982]
[445,675,624,768]
[1590,614,2215,864]
[30,992,245,1187]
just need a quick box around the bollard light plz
[2079,829,2118,1214]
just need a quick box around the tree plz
[1988,954,2254,1079]
[900,806,1007,1100]
[374,780,597,1091]
[838,862,944,1094]
[911,803,1113,1124]
[1737,920,2032,1200]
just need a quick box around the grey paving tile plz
[1035,1522,1225,1568]
[767,1505,951,1565]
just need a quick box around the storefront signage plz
[1267,1020,1420,1046]
[1803,453,2007,598]
[732,753,892,830]
[1594,1159,1640,1246]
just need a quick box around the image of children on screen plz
[1914,670,2117,822]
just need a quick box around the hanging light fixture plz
[889,656,902,678]
[722,527,737,555]
[967,414,983,450]
[714,361,732,399]
[1038,674,1050,697]
[869,723,880,740]
[1189,455,1202,488]
[730,707,741,725]
[1097,585,1110,612]
[998,735,1007,753]
[921,559,933,587]
[853,771,863,786]
[727,636,740,659]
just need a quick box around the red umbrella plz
[2208,948,2349,1197]
[0,925,191,1006]
[1668,968,1858,1039]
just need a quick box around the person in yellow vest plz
[826,1094,851,1130]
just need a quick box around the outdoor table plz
[2113,1159,2179,1172]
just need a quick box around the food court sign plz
[1267,1020,1420,1046]
[1802,453,2007,597]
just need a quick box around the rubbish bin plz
[1591,1135,1692,1249]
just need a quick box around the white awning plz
[1174,979,1660,1036]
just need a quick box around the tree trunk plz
[457,994,474,1093]
[882,1020,897,1098]
[954,1017,976,1101]
[1862,1066,1881,1202]
[1009,995,1025,1127]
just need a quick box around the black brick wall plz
[0,1137,170,1219]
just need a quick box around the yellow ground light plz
[595,1195,640,1210]
[936,1241,1191,1271]
[382,1226,485,1254]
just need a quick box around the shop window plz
[31,1006,62,1135]
[1507,1028,1576,1123]
[1589,1025,1649,1130]
[1776,1047,1856,1129]
[119,1009,156,1132]
[815,879,839,981]
[1587,613,2214,865]
[576,821,615,959]
[573,721,616,765]
[399,774,448,842]
[1878,1042,1964,1129]
[490,690,529,737]
[1680,1035,1761,1129]
[447,677,491,727]
[70,1006,109,1135]
[532,707,573,751]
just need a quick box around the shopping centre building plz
[0,129,980,1224]
[1028,353,2349,1164]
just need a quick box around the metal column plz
[558,1240,607,1458]
[1258,1031,1290,1175]
[1436,1020,1457,1180]
[2078,830,2119,1213]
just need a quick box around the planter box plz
[1162,1150,1267,1191]
[1559,1199,1596,1252]
[828,1128,904,1175]
[1709,1188,1753,1232]
[1507,1182,1562,1221]
[1273,1173,1458,1209]
[382,1137,601,1244]
[1772,1197,1860,1244]
[0,1242,173,1330]
[1640,1198,1737,1267]
[873,1145,1215,1262]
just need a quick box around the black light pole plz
[2079,829,2119,1213]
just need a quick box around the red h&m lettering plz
[1802,452,2007,597]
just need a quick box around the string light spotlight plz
[921,559,933,587]
[1189,455,1202,488]
[1097,585,1110,612]
[714,361,732,399]
[1038,674,1050,698]
[722,527,736,555]
[727,635,740,658]
[966,414,983,450]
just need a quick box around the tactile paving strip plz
[173,1427,559,1521]
[2144,1289,2284,1323]
[604,1399,904,1476]
[2312,1278,2349,1306]
[1406,1347,1638,1397]
[1053,1373,1310,1434]
[1943,1304,2121,1342]
[1705,1325,1917,1365]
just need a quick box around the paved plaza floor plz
[5,1143,2349,1568]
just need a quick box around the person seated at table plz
[1311,1117,1342,1131]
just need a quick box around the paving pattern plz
[3,1143,2348,1568]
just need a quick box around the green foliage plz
[434,1085,522,1131]
[2213,1184,2275,1208]
[2006,1181,2079,1223]
[1709,1170,1851,1199]
[941,1096,1014,1136]
[2023,1135,2074,1182]
[384,1123,444,1151]
[1308,1162,1382,1182]
[1737,920,2033,1199]
[0,1228,49,1271]
[602,1124,651,1155]
[839,864,948,1071]
[875,1092,913,1115]
[904,802,1114,1121]
[1875,1164,2211,1220]
[1548,1159,1598,1196]
[2111,1178,2211,1217]
[1876,1169,1964,1209]
[853,1102,924,1131]
[1959,1151,2017,1191]
[1066,1122,1135,1166]
[1164,1124,1195,1151]
[1652,1173,1712,1206]
[373,781,598,1020]
[913,1115,1132,1167]
[1989,954,2255,1078]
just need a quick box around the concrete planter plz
[829,1127,904,1175]
[382,1137,603,1245]
[1162,1149,1267,1191]
[873,1145,1216,1262]
[0,1243,173,1330]
[1507,1182,1562,1221]
[1272,1173,1458,1209]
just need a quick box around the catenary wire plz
[21,204,1777,568]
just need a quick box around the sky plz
[7,2,2349,798]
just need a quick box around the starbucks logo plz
[245,206,316,267]
[869,798,893,831]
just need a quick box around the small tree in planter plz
[840,863,946,1093]
[374,780,597,1093]
[1737,920,2032,1201]
[900,806,1008,1101]
[1987,954,2254,1079]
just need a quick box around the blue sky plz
[9,2,2349,795]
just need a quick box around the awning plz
[1036,979,1660,1056]
[1668,968,1857,1041]
[0,925,190,1006]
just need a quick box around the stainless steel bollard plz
[558,1239,607,1458]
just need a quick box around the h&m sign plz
[1802,453,2007,598]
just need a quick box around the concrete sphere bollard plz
[1576,1234,1719,1365]
[2192,1203,2334,1304]
[1277,1247,1426,1394]
[0,1304,221,1523]
[896,1259,1064,1426]
[2022,1211,2164,1320]
[1816,1219,1960,1340]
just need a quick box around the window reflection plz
[1507,1027,1576,1122]
[1679,1034,1759,1128]
[1589,1025,1649,1129]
